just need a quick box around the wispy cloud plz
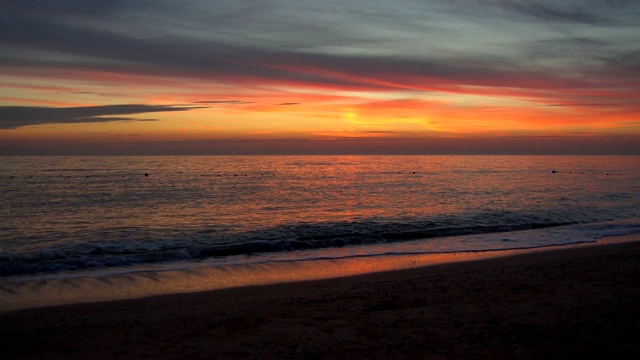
[543,103,631,107]
[0,0,638,155]
[0,104,200,129]
[499,1,606,24]
[194,100,255,105]
[1,0,637,96]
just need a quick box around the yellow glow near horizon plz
[1,65,639,154]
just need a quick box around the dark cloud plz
[1,0,130,16]
[500,1,604,24]
[0,104,199,129]
[0,6,609,93]
[598,49,640,75]
[0,0,637,109]
[276,103,300,106]
[0,13,396,91]
[528,37,612,55]
[482,0,640,25]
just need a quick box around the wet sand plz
[1,237,639,359]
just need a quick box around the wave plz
[195,222,574,257]
[5,218,640,278]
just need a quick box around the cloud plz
[544,103,630,107]
[499,1,603,24]
[361,130,413,134]
[475,0,640,25]
[194,100,255,105]
[0,0,638,111]
[2,2,632,94]
[276,103,300,106]
[0,104,200,129]
[1,0,130,16]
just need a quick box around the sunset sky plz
[1,0,639,155]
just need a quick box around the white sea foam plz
[2,220,639,312]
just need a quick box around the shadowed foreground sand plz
[1,238,639,359]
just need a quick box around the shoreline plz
[1,234,637,312]
[1,235,639,359]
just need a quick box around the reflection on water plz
[0,155,639,275]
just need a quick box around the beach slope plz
[1,238,639,359]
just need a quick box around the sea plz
[1,155,640,308]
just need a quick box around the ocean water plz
[1,155,639,281]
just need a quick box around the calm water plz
[1,155,639,278]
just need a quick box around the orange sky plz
[1,1,639,154]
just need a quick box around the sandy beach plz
[1,237,639,359]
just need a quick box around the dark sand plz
[1,238,639,359]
